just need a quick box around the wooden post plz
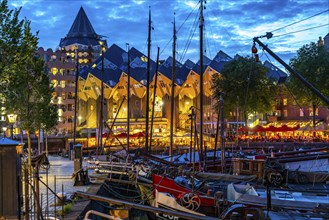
[24,163,29,219]
[0,139,22,218]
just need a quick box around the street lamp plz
[7,113,17,139]
[2,126,7,138]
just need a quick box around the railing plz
[84,210,122,220]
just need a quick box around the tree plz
[288,42,329,128]
[35,82,58,156]
[0,0,24,107]
[1,2,57,218]
[212,56,277,123]
[1,2,57,163]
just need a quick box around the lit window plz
[51,80,58,87]
[283,110,288,117]
[283,98,288,106]
[275,99,280,106]
[60,69,65,75]
[141,56,148,62]
[275,110,281,117]
[309,108,319,116]
[60,80,65,88]
[51,68,58,75]
[58,109,63,117]
[299,109,304,117]
[52,92,57,99]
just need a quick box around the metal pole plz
[214,103,220,162]
[99,45,104,154]
[84,210,117,219]
[40,193,43,219]
[193,112,198,170]
[17,154,22,220]
[189,108,194,162]
[73,47,79,148]
[54,175,56,218]
[77,192,219,220]
[61,184,64,219]
[10,123,13,139]
[46,168,49,218]
[236,96,239,146]
[266,186,272,214]
[220,94,226,172]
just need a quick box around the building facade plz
[37,7,329,148]
[37,7,106,136]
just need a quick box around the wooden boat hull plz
[152,174,215,207]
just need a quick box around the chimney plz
[318,36,324,47]
[324,33,329,51]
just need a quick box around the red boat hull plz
[152,174,215,207]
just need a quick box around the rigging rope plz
[179,8,200,63]
[272,24,329,38]
[270,9,329,33]
[160,2,199,57]
[204,8,220,58]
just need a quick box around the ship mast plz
[99,43,105,153]
[145,7,151,154]
[170,14,176,161]
[126,43,131,153]
[199,0,204,162]
[150,47,160,150]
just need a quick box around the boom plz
[253,35,329,106]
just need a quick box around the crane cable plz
[270,9,329,33]
[272,24,329,38]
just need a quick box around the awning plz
[238,124,300,132]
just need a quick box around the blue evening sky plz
[9,0,329,66]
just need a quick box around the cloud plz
[34,10,45,17]
[8,0,329,67]
[184,1,198,9]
